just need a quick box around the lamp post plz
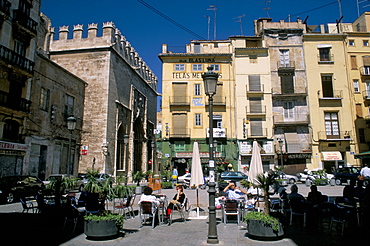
[202,66,219,244]
[66,116,76,176]
[151,140,156,173]
[278,138,284,168]
[123,134,129,185]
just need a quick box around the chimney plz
[88,23,98,38]
[59,25,69,40]
[73,24,83,39]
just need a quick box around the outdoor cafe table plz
[155,194,168,225]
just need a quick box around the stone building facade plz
[48,22,158,179]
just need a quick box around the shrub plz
[244,211,280,231]
[161,181,173,189]
[84,210,125,228]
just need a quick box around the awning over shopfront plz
[321,151,342,161]
[354,151,370,159]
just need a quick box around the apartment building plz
[304,24,357,171]
[159,41,236,176]
[230,35,275,172]
[255,19,311,174]
[0,0,40,176]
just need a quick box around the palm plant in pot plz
[244,170,284,238]
[83,169,124,239]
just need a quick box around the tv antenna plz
[207,5,217,40]
[262,0,271,18]
[205,15,210,40]
[233,15,245,35]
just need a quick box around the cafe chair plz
[289,198,307,227]
[126,194,136,218]
[139,201,158,229]
[169,197,189,225]
[329,203,351,236]
[63,204,86,233]
[222,199,241,225]
[20,198,38,213]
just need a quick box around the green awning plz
[354,151,370,159]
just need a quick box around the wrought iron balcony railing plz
[0,45,34,74]
[0,90,31,113]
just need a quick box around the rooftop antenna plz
[336,16,344,33]
[233,14,245,35]
[207,5,217,40]
[262,0,271,18]
[357,0,370,17]
[338,0,343,20]
[205,15,210,40]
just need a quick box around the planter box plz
[84,220,120,239]
[247,219,284,239]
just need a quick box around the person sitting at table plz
[307,185,322,206]
[139,186,160,226]
[223,182,247,200]
[343,179,356,205]
[166,184,185,221]
[288,184,306,201]
[245,193,256,210]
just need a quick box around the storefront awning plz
[355,151,370,159]
[321,151,342,161]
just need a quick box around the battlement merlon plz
[49,22,158,88]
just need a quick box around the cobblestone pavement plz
[0,183,367,246]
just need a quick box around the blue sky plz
[41,0,367,106]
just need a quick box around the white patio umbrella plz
[188,141,207,219]
[248,140,264,210]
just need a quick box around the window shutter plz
[363,56,370,66]
[173,83,187,103]
[249,75,261,91]
[213,84,223,103]
[351,56,357,69]
[250,118,263,136]
[281,75,294,94]
[249,97,262,113]
[173,114,187,135]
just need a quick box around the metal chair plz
[63,204,85,233]
[289,198,307,227]
[20,198,38,213]
[329,203,351,236]
[126,194,136,218]
[139,201,158,229]
[169,197,189,225]
[222,199,241,225]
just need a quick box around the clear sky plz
[41,0,367,109]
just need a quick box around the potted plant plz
[245,170,284,238]
[84,210,124,239]
[133,171,146,194]
[82,170,125,239]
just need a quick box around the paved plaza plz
[0,183,368,245]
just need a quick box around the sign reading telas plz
[173,72,223,79]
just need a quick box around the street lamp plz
[278,138,284,167]
[123,134,129,185]
[202,66,219,244]
[67,116,76,176]
[151,140,156,173]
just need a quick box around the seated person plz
[245,193,256,210]
[288,184,306,201]
[223,182,247,199]
[288,184,307,213]
[139,186,160,226]
[166,184,186,221]
[139,186,160,206]
[307,185,322,206]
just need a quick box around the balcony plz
[169,128,190,138]
[206,96,226,106]
[169,96,190,106]
[318,131,352,141]
[206,128,227,138]
[317,54,334,64]
[277,61,295,75]
[0,90,31,113]
[362,90,370,100]
[246,105,266,115]
[318,90,343,100]
[0,0,11,21]
[273,114,310,125]
[245,128,268,138]
[0,45,34,74]
[246,84,264,95]
[12,9,37,39]
[360,66,370,77]
[272,87,307,97]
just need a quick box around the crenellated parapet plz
[49,22,157,87]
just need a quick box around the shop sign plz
[0,141,28,151]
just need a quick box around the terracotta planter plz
[84,220,120,239]
[247,219,284,239]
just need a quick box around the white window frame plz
[349,40,355,46]
[174,64,185,71]
[210,64,220,71]
[192,64,202,71]
[195,113,202,126]
[353,80,360,93]
[279,49,290,66]
[283,101,295,120]
[39,87,50,111]
[364,40,369,47]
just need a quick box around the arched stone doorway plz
[133,118,145,173]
